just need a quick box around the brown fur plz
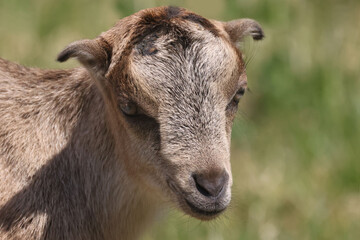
[0,7,263,240]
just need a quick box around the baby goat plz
[0,6,264,240]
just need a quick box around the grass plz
[0,0,359,239]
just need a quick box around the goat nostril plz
[194,176,212,197]
[193,171,228,198]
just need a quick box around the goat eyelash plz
[233,87,246,103]
[225,87,246,113]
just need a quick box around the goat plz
[0,6,264,240]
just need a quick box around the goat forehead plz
[130,32,238,105]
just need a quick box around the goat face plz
[58,7,264,220]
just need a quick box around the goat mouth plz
[167,179,228,219]
[185,199,226,217]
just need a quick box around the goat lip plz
[184,198,226,217]
[166,179,227,218]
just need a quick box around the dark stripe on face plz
[181,13,219,37]
[131,8,195,54]
[133,7,219,45]
[166,6,220,37]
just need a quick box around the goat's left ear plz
[223,18,264,43]
[57,38,112,76]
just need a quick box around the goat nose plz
[193,170,228,198]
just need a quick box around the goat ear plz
[57,38,112,76]
[223,18,264,43]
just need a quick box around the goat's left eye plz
[232,88,246,104]
[119,102,138,116]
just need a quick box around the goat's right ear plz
[57,38,112,76]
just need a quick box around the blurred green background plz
[0,0,359,239]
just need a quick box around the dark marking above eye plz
[137,45,158,56]
[136,33,160,56]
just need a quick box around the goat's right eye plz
[232,88,246,104]
[119,102,138,116]
[226,87,246,113]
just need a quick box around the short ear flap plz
[57,38,112,76]
[224,18,264,43]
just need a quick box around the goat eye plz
[119,102,138,116]
[232,88,246,104]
